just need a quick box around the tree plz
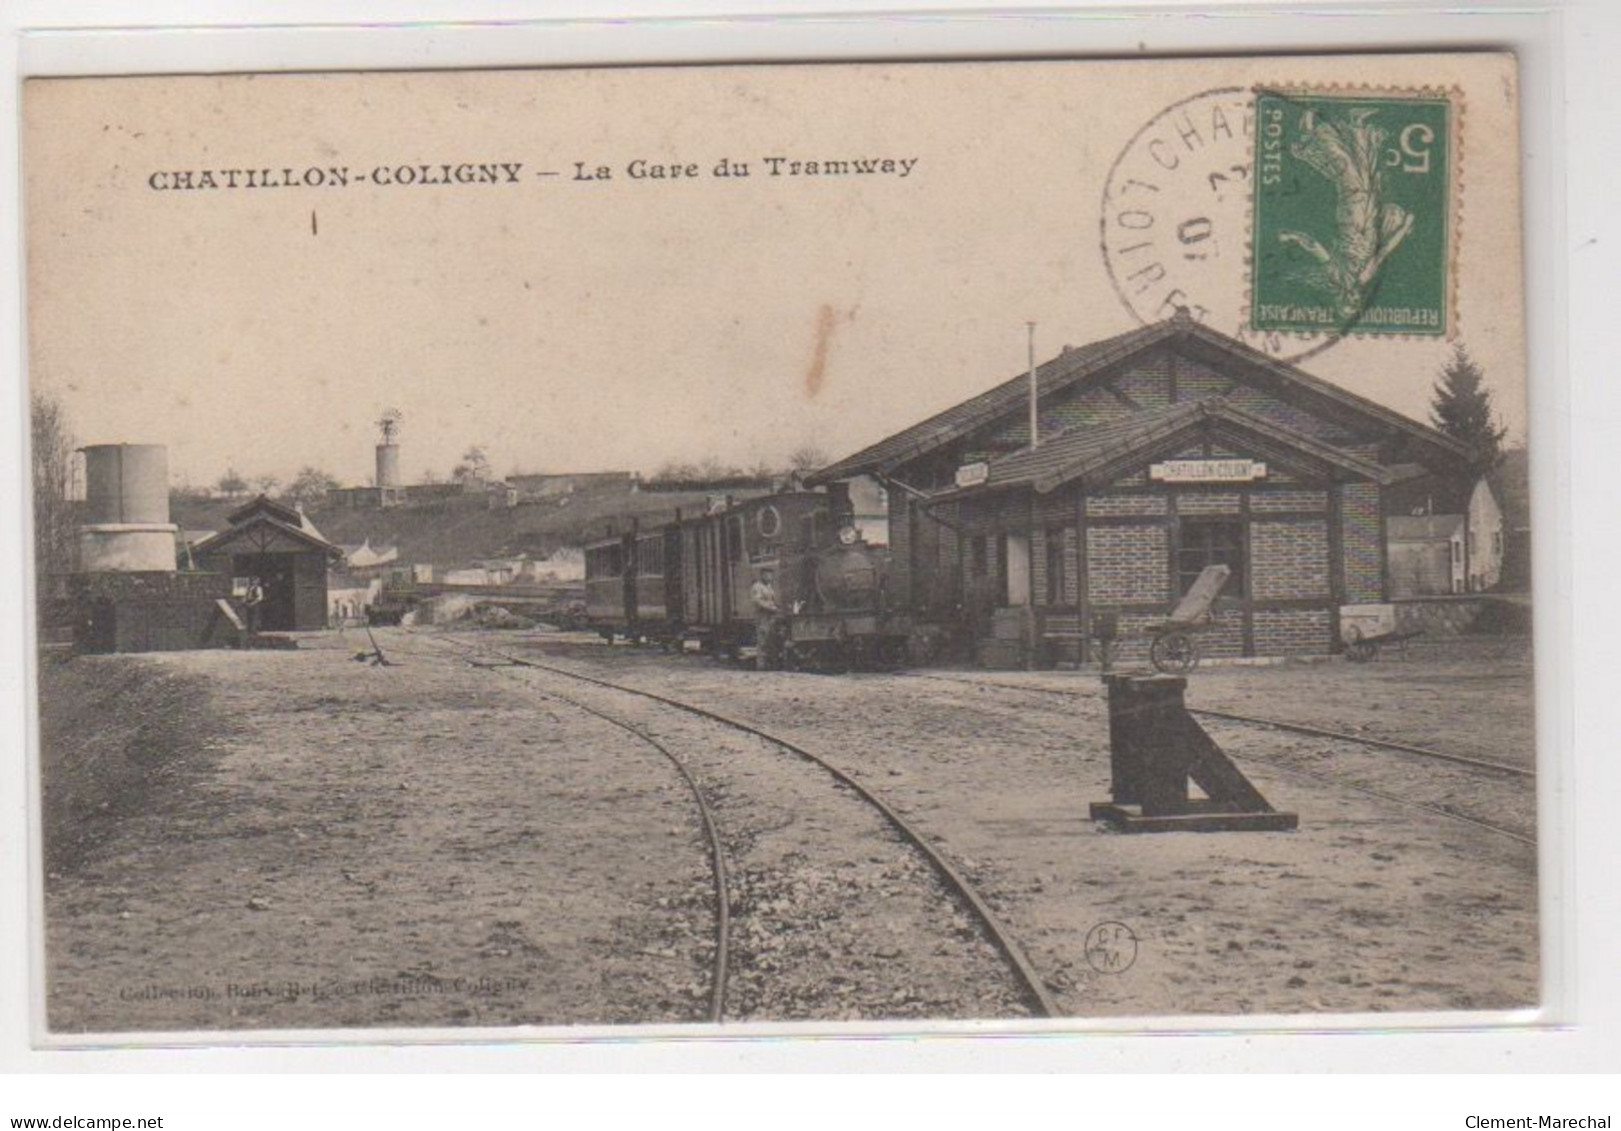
[1429,345,1507,478]
[254,473,281,496]
[285,466,339,505]
[788,443,830,475]
[651,460,700,483]
[697,456,743,481]
[217,467,248,498]
[31,390,77,584]
[451,444,490,484]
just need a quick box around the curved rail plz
[431,632,1061,1020]
[434,640,733,1022]
[1209,745,1536,848]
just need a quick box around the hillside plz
[172,485,772,570]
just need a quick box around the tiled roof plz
[193,511,344,560]
[807,313,1470,484]
[976,400,1211,491]
[931,398,1392,500]
[226,493,302,527]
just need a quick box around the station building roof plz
[807,312,1470,487]
[927,397,1394,501]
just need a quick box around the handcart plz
[1145,563,1232,673]
[1338,603,1423,662]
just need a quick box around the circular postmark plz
[1099,87,1341,364]
[1084,920,1138,975]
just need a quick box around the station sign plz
[954,461,990,488]
[1149,459,1267,483]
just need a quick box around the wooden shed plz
[192,496,344,631]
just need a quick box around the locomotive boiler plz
[583,489,910,670]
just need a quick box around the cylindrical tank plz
[83,444,171,526]
[79,443,178,572]
[376,442,401,488]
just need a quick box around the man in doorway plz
[243,577,265,636]
[750,566,781,670]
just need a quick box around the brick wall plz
[1341,482,1384,602]
[1176,359,1231,400]
[1176,492,1242,515]
[1086,524,1169,603]
[1250,520,1331,600]
[1223,383,1339,441]
[1115,353,1172,409]
[1251,489,1328,512]
[1253,607,1332,654]
[1086,495,1167,517]
[1104,607,1243,663]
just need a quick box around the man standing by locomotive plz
[750,566,781,670]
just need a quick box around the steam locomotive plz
[583,489,910,670]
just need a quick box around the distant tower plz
[375,409,403,491]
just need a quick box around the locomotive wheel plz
[1150,631,1199,674]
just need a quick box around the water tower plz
[78,443,179,571]
[376,408,403,491]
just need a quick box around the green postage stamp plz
[1251,89,1453,337]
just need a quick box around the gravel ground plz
[490,630,1539,1018]
[45,639,717,1031]
[41,628,1537,1031]
[428,637,1035,1022]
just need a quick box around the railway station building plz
[808,311,1474,666]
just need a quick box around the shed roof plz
[193,496,344,561]
[808,312,1470,485]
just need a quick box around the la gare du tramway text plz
[145,155,920,191]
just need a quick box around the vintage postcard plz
[24,53,1535,1037]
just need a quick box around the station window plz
[1177,519,1245,596]
[970,534,989,577]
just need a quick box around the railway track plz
[899,670,1537,849]
[414,630,1061,1021]
[902,671,1530,777]
[449,645,734,1023]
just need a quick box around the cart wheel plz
[1150,631,1199,674]
[1344,638,1378,663]
[1343,626,1376,663]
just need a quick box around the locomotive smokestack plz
[1027,321,1039,451]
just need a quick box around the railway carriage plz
[584,489,911,669]
[584,526,675,643]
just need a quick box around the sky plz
[24,56,1527,492]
